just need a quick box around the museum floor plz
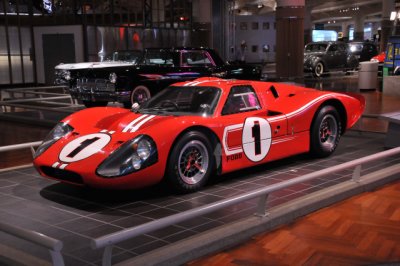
[0,72,399,265]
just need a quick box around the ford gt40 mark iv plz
[33,78,365,193]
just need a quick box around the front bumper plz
[69,78,131,103]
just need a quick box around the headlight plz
[96,135,157,177]
[56,70,71,81]
[109,72,117,83]
[34,122,73,158]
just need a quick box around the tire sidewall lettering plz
[242,117,272,162]
[59,133,111,163]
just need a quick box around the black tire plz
[313,62,324,77]
[310,105,341,157]
[166,131,214,193]
[82,101,108,108]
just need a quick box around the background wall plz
[233,14,276,63]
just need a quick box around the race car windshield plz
[138,86,221,117]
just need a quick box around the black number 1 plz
[252,121,261,155]
[67,137,100,158]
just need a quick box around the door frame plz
[33,25,84,84]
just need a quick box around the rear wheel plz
[82,101,108,108]
[124,85,151,108]
[166,131,214,193]
[310,105,341,157]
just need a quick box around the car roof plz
[171,77,266,92]
[144,47,214,52]
[306,41,344,45]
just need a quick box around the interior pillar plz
[275,0,305,79]
[380,0,395,52]
[353,15,365,41]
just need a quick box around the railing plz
[0,142,64,265]
[92,146,400,266]
[0,221,64,266]
[0,141,42,153]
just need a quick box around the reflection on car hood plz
[55,61,136,70]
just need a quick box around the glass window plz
[240,22,247,30]
[252,22,259,30]
[328,44,338,52]
[251,45,258,53]
[181,51,213,67]
[142,50,174,65]
[222,86,261,115]
[139,86,221,116]
[263,22,270,30]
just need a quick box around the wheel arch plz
[312,99,347,135]
[165,125,222,177]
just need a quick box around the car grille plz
[76,78,115,92]
[41,166,84,185]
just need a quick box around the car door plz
[325,44,345,69]
[220,85,287,172]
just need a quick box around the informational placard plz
[384,36,400,69]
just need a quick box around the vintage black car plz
[349,41,378,62]
[304,41,359,77]
[55,47,261,108]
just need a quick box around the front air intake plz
[41,166,84,185]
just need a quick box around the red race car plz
[33,78,365,193]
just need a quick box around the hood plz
[304,51,324,58]
[55,61,136,70]
[65,108,182,140]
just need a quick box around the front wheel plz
[313,62,324,77]
[310,105,341,157]
[166,131,214,193]
[82,100,108,108]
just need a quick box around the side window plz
[222,86,261,115]
[329,44,338,52]
[182,51,213,67]
[144,51,174,66]
[338,44,346,52]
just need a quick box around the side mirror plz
[131,102,140,112]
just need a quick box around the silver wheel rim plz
[316,63,323,76]
[131,86,150,104]
[319,114,338,150]
[178,140,209,185]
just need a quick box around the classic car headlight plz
[56,70,71,81]
[109,72,117,83]
[96,135,157,177]
[34,122,73,159]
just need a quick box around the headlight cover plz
[109,72,117,83]
[34,122,73,159]
[96,135,158,178]
[56,70,71,81]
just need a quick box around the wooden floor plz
[188,181,400,266]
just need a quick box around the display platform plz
[0,130,398,265]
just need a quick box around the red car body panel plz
[371,52,385,63]
[33,78,365,189]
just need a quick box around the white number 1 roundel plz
[59,133,111,163]
[242,117,272,162]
